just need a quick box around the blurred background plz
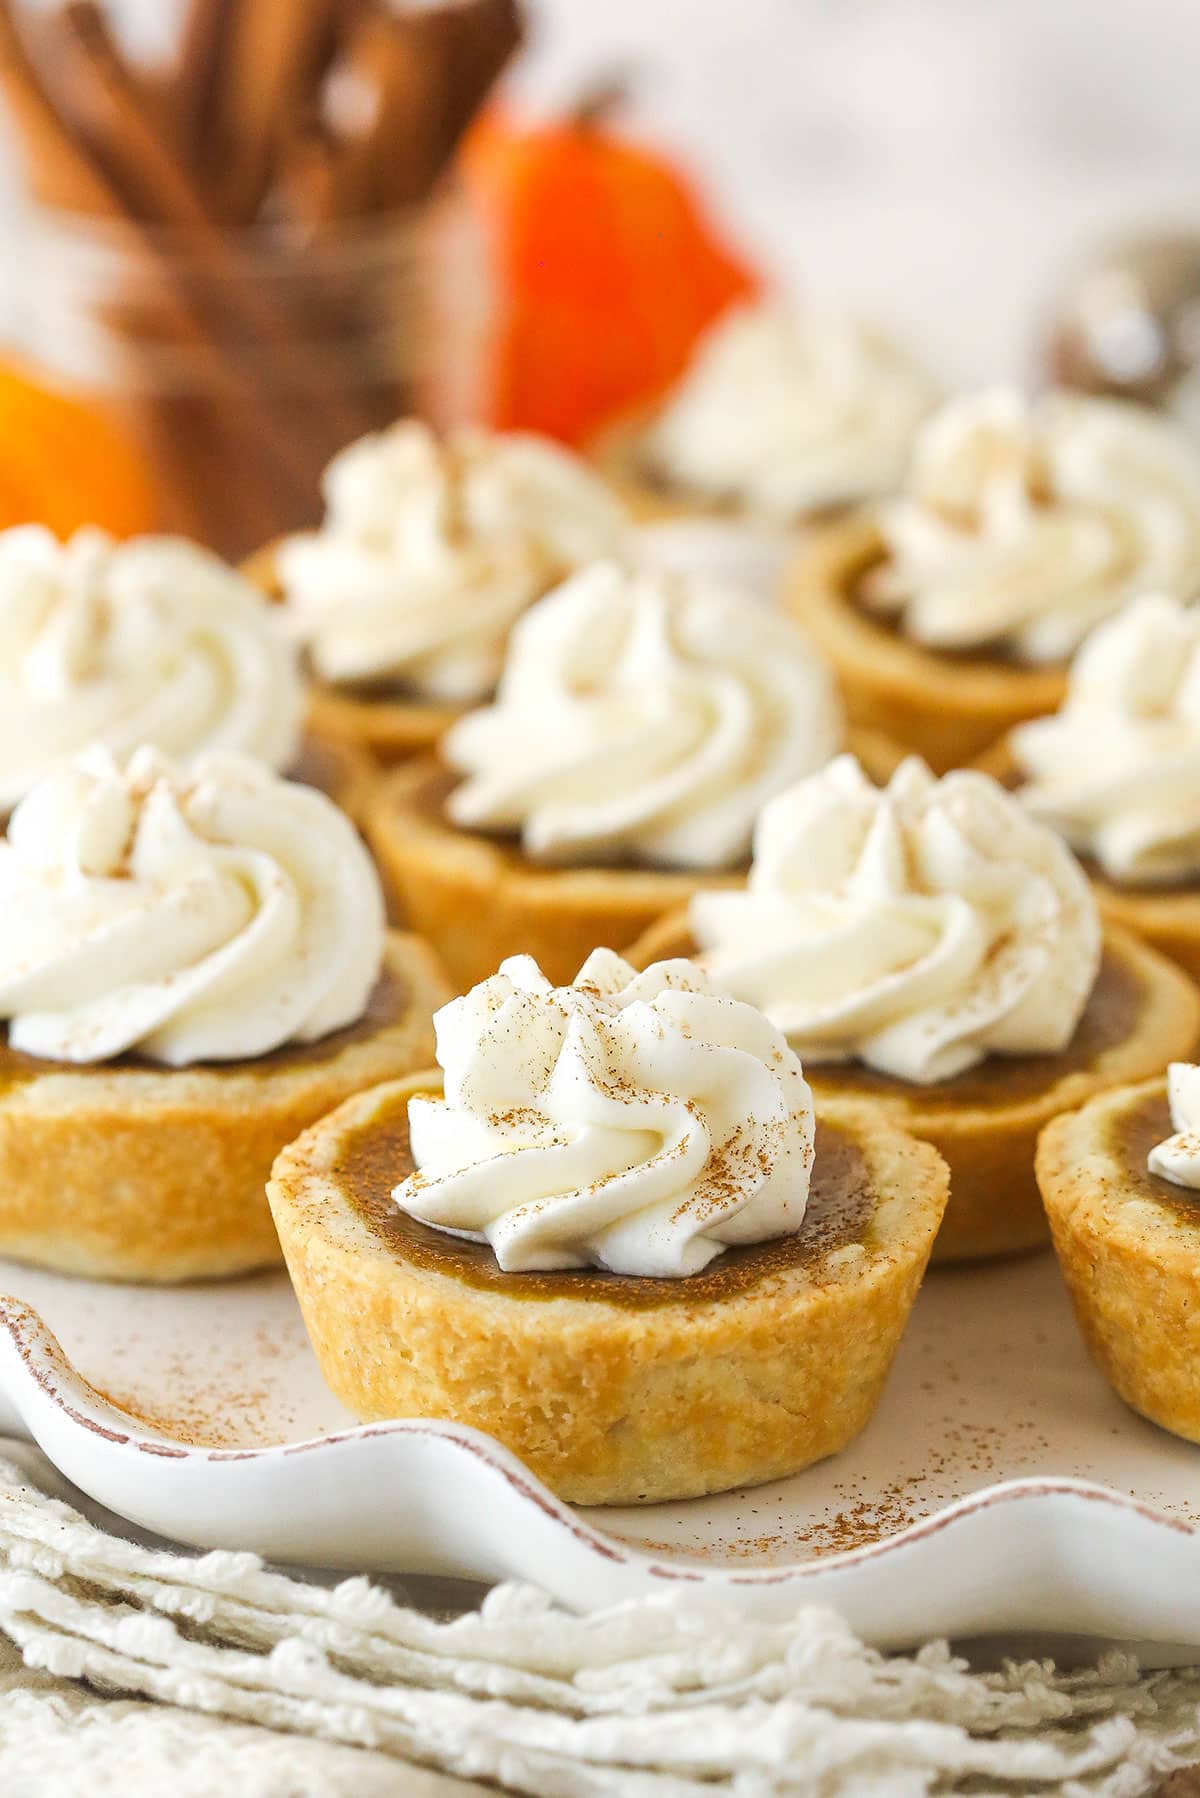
[512,0,1200,381]
[0,0,1198,551]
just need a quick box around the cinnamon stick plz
[321,6,444,213]
[326,0,521,214]
[21,2,378,456]
[0,0,523,557]
[173,0,232,170]
[14,4,314,501]
[428,0,522,177]
[205,0,342,224]
[0,0,120,215]
[274,126,340,231]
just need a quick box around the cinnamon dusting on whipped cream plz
[391,948,814,1277]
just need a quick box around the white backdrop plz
[2,0,1199,388]
[514,0,1200,386]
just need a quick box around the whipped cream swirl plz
[1013,594,1200,885]
[394,948,813,1277]
[443,561,844,870]
[277,421,629,702]
[1148,1062,1200,1189]
[867,389,1200,663]
[0,526,303,811]
[689,756,1101,1084]
[0,747,385,1066]
[643,304,939,519]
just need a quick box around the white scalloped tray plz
[3,1248,1200,1649]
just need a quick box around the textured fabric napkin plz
[0,1441,1198,1796]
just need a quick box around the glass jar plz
[11,184,492,561]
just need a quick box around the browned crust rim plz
[784,516,1068,772]
[1037,1076,1200,1445]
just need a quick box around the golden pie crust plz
[786,515,1068,773]
[365,741,903,992]
[0,933,449,1283]
[1038,1078,1200,1445]
[975,735,1200,989]
[243,542,464,766]
[267,1073,949,1505]
[628,913,1200,1262]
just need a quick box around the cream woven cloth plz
[0,1441,1198,1796]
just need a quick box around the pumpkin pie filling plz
[633,921,1144,1113]
[1104,1088,1177,1205]
[820,951,1142,1106]
[0,968,410,1097]
[848,559,1037,677]
[335,1092,876,1310]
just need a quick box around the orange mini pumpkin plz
[0,360,156,539]
[462,102,761,446]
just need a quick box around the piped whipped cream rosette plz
[1148,1062,1200,1189]
[688,755,1101,1084]
[276,421,630,703]
[0,526,304,812]
[441,560,844,870]
[866,389,1200,663]
[0,746,385,1065]
[392,948,814,1278]
[1012,594,1200,885]
[643,304,939,519]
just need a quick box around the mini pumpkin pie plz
[253,419,630,765]
[0,746,448,1282]
[366,558,901,990]
[787,388,1200,771]
[593,302,939,527]
[1038,1061,1200,1444]
[976,594,1200,987]
[268,948,948,1505]
[629,756,1200,1262]
[0,522,371,823]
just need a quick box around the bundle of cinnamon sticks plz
[0,0,522,556]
